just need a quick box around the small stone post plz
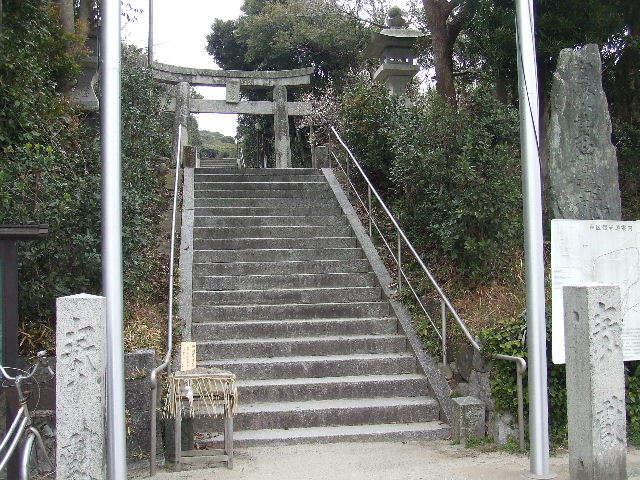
[451,396,485,443]
[273,85,291,168]
[315,145,329,168]
[563,285,626,480]
[56,294,107,480]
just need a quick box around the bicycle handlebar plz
[0,351,50,383]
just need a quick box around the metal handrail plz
[149,124,183,475]
[330,126,526,451]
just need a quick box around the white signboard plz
[551,219,640,363]
[180,342,197,371]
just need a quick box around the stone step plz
[194,206,344,216]
[194,174,327,183]
[191,317,398,341]
[235,374,428,403]
[195,168,320,175]
[197,353,416,380]
[194,189,335,199]
[192,286,382,306]
[192,301,390,322]
[194,272,378,290]
[196,334,406,359]
[194,181,332,191]
[193,225,353,239]
[195,396,439,432]
[199,162,237,168]
[192,259,371,276]
[193,236,357,251]
[193,248,363,263]
[193,215,347,227]
[200,421,449,447]
[194,198,339,208]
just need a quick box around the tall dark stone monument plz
[547,44,622,220]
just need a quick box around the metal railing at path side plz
[149,124,183,475]
[329,126,526,452]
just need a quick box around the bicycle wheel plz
[20,430,54,480]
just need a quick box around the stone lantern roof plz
[362,8,425,64]
[362,7,425,97]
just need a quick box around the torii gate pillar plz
[273,85,290,168]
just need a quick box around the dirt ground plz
[130,440,640,480]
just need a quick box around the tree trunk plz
[55,0,75,36]
[54,0,75,95]
[422,0,466,107]
[78,0,90,26]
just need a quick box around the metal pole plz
[148,0,154,65]
[101,1,128,478]
[397,232,402,291]
[515,0,554,477]
[441,299,447,365]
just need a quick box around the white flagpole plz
[101,0,128,477]
[514,0,555,478]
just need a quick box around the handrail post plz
[346,154,350,188]
[397,231,402,291]
[441,299,447,365]
[367,186,372,237]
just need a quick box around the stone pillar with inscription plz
[563,284,626,480]
[273,85,292,168]
[56,294,107,480]
[548,44,622,221]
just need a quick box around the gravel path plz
[130,440,640,480]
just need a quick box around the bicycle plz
[0,351,54,479]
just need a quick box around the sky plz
[122,1,245,137]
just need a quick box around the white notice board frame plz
[551,219,640,364]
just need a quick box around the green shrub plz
[613,120,640,221]
[339,77,400,191]
[390,88,522,284]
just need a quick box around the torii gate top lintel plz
[152,62,314,88]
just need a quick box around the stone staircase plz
[188,167,450,445]
[199,157,238,168]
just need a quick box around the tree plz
[206,0,370,87]
[421,0,467,105]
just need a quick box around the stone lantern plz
[363,7,425,97]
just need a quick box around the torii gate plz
[153,63,313,168]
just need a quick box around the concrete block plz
[56,294,106,480]
[316,145,329,168]
[488,412,518,445]
[183,145,196,167]
[451,396,485,443]
[564,285,626,480]
[124,348,156,379]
